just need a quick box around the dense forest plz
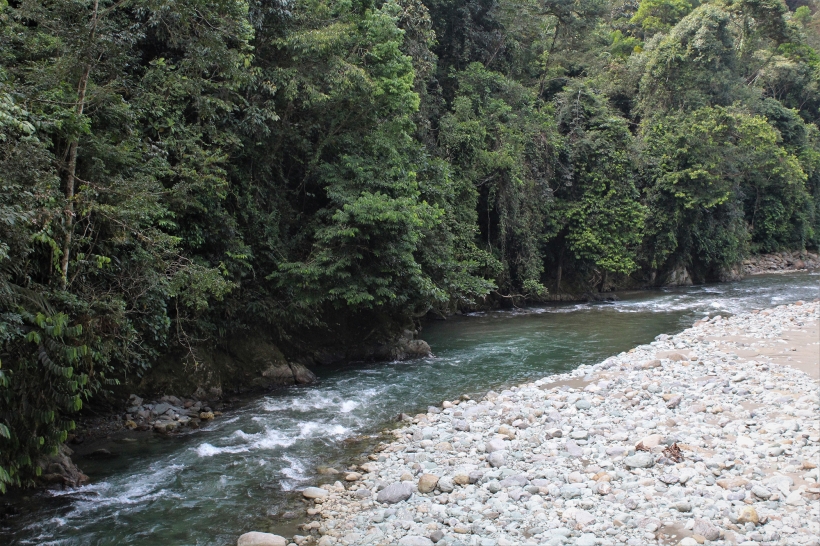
[0,0,818,491]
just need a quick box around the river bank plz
[256,300,820,546]
[3,274,818,545]
[742,251,820,276]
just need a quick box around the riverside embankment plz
[264,300,820,546]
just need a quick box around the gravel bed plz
[240,301,820,546]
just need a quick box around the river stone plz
[487,451,506,467]
[398,537,434,546]
[237,532,288,546]
[486,439,507,452]
[674,501,692,512]
[737,506,759,525]
[693,518,721,541]
[290,362,317,384]
[575,400,591,410]
[575,533,597,546]
[752,485,772,499]
[624,452,654,469]
[417,474,439,493]
[454,419,471,432]
[302,487,328,499]
[637,434,663,450]
[666,394,683,409]
[659,473,679,484]
[377,482,413,504]
[437,476,455,492]
[560,485,582,499]
[717,477,748,490]
[567,471,585,484]
[565,439,583,458]
[785,491,806,505]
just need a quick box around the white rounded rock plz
[237,532,288,546]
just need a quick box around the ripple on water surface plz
[2,273,818,545]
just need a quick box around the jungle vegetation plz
[1,0,818,490]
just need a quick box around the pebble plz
[283,302,820,546]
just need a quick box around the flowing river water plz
[2,273,818,545]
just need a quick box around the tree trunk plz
[60,65,90,289]
[60,0,98,288]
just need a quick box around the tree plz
[631,0,693,35]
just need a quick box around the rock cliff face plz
[132,326,432,400]
[134,336,315,398]
[663,266,693,287]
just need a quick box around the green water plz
[2,273,818,545]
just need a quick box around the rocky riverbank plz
[742,251,820,275]
[240,299,820,546]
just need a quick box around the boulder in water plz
[37,444,88,487]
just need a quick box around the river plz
[2,272,818,545]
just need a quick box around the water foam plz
[194,442,249,457]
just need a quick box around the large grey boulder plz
[376,482,413,504]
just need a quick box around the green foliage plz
[439,63,558,292]
[637,4,738,114]
[794,6,812,28]
[631,0,693,34]
[554,83,647,274]
[640,106,810,269]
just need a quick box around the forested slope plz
[1,0,818,490]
